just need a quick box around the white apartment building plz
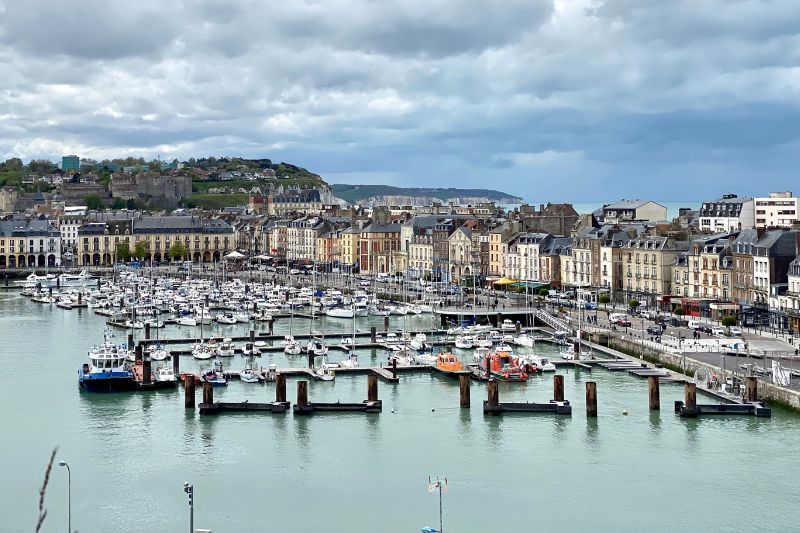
[58,215,84,252]
[408,233,433,278]
[754,192,800,229]
[286,217,326,261]
[699,194,755,232]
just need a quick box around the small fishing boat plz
[154,366,177,383]
[215,312,237,325]
[338,352,359,368]
[413,351,437,365]
[241,342,261,357]
[240,362,261,383]
[454,336,474,350]
[495,342,514,353]
[203,361,228,387]
[514,333,534,348]
[315,356,336,381]
[410,333,428,351]
[176,316,197,327]
[325,306,354,318]
[500,319,517,331]
[124,319,144,329]
[217,338,235,357]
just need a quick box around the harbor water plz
[1,291,798,533]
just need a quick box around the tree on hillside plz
[4,157,23,170]
[84,194,102,210]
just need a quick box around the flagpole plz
[439,480,443,533]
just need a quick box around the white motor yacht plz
[215,313,237,325]
[176,316,197,327]
[155,366,177,383]
[514,334,534,348]
[454,336,474,350]
[500,319,517,331]
[218,338,235,357]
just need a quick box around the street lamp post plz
[58,461,70,533]
[184,482,194,533]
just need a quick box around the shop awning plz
[511,281,547,289]
[492,277,518,285]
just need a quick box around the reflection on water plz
[199,414,219,452]
[294,415,310,449]
[649,410,662,433]
[584,417,599,446]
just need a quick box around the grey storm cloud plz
[1,0,799,201]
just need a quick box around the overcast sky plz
[1,0,798,201]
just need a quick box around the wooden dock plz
[674,400,771,418]
[199,401,290,414]
[293,400,383,414]
[484,400,572,415]
[482,376,572,415]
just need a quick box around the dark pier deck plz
[484,400,572,415]
[293,400,383,414]
[674,400,771,418]
[199,401,290,414]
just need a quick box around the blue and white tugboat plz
[78,329,137,392]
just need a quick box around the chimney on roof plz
[795,229,800,257]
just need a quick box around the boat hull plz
[78,373,137,393]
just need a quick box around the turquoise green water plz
[1,291,797,533]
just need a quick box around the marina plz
[1,277,798,533]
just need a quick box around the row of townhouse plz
[74,215,235,266]
[0,217,61,268]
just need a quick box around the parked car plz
[640,310,658,320]
[359,280,371,287]
[646,325,664,335]
[711,326,727,337]
[728,326,743,336]
[617,318,631,327]
[609,313,627,324]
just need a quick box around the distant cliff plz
[331,184,523,206]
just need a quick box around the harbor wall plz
[589,333,800,411]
